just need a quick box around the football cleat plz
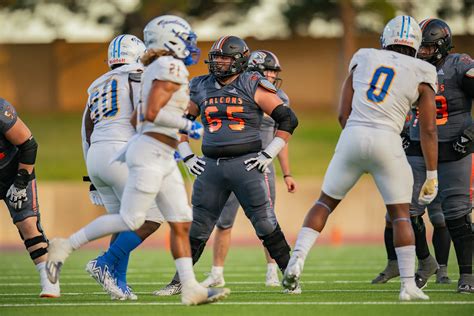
[435,266,451,284]
[85,257,124,299]
[415,255,438,289]
[112,280,138,300]
[283,283,302,295]
[371,260,399,284]
[399,283,430,301]
[39,277,60,298]
[46,238,73,284]
[265,267,280,287]
[282,255,304,291]
[201,272,225,288]
[181,282,230,306]
[153,280,182,296]
[457,274,474,294]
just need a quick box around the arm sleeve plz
[0,98,18,134]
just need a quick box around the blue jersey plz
[190,71,277,157]
[0,98,18,168]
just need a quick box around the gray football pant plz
[216,163,276,230]
[190,153,278,241]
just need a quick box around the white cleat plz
[399,284,430,301]
[153,281,182,296]
[181,282,230,306]
[282,256,304,291]
[85,259,125,300]
[46,238,73,284]
[39,278,60,298]
[265,268,280,287]
[201,273,226,288]
[283,283,302,295]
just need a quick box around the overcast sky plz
[0,0,471,43]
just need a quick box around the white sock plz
[175,257,197,286]
[267,263,278,272]
[395,245,416,287]
[36,262,48,283]
[293,227,320,260]
[211,265,224,276]
[69,214,129,250]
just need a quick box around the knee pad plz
[446,214,472,240]
[428,212,446,228]
[189,237,207,265]
[260,224,291,260]
[253,218,277,237]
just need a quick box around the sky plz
[0,0,472,43]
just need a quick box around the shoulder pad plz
[129,72,141,82]
[258,78,277,93]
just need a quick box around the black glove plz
[400,132,410,150]
[453,132,472,154]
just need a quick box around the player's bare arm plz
[277,144,296,193]
[338,71,354,129]
[417,83,438,171]
[83,107,94,145]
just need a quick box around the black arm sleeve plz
[270,104,299,134]
[17,136,38,165]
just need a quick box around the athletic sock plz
[411,216,430,260]
[446,216,472,275]
[432,226,451,266]
[395,245,416,287]
[175,257,197,287]
[211,265,223,276]
[384,226,397,260]
[292,227,320,261]
[102,231,143,283]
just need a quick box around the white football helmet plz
[381,15,422,53]
[107,34,146,68]
[143,15,200,65]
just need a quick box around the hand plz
[184,155,206,176]
[418,178,438,205]
[284,175,297,193]
[88,183,104,206]
[401,132,410,150]
[453,133,472,154]
[6,184,28,210]
[244,152,273,173]
[180,121,204,140]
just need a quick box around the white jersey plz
[82,63,143,151]
[346,48,437,134]
[139,56,189,140]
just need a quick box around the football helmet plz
[107,34,146,69]
[143,15,200,66]
[206,36,250,78]
[247,50,283,88]
[381,16,422,54]
[418,18,453,64]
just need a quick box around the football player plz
[79,34,165,300]
[154,36,299,296]
[373,19,474,292]
[0,98,60,297]
[46,15,230,306]
[282,16,438,301]
[200,50,297,288]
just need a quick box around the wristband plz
[283,174,292,178]
[426,170,437,180]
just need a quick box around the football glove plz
[183,155,206,176]
[88,183,104,206]
[244,151,273,172]
[418,171,438,205]
[180,121,204,140]
[453,132,472,154]
[6,169,30,210]
[401,132,410,150]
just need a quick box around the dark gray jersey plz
[190,71,278,157]
[0,98,18,168]
[410,53,474,142]
[259,89,290,148]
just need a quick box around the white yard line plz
[0,301,473,307]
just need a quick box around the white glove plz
[244,152,273,172]
[184,155,206,176]
[6,184,28,210]
[418,170,438,205]
[244,137,286,173]
[88,184,104,206]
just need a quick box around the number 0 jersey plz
[84,63,143,145]
[138,56,189,140]
[346,48,437,134]
[409,53,474,142]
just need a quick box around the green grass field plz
[0,246,472,316]
[20,110,342,180]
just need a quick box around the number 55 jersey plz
[346,48,437,134]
